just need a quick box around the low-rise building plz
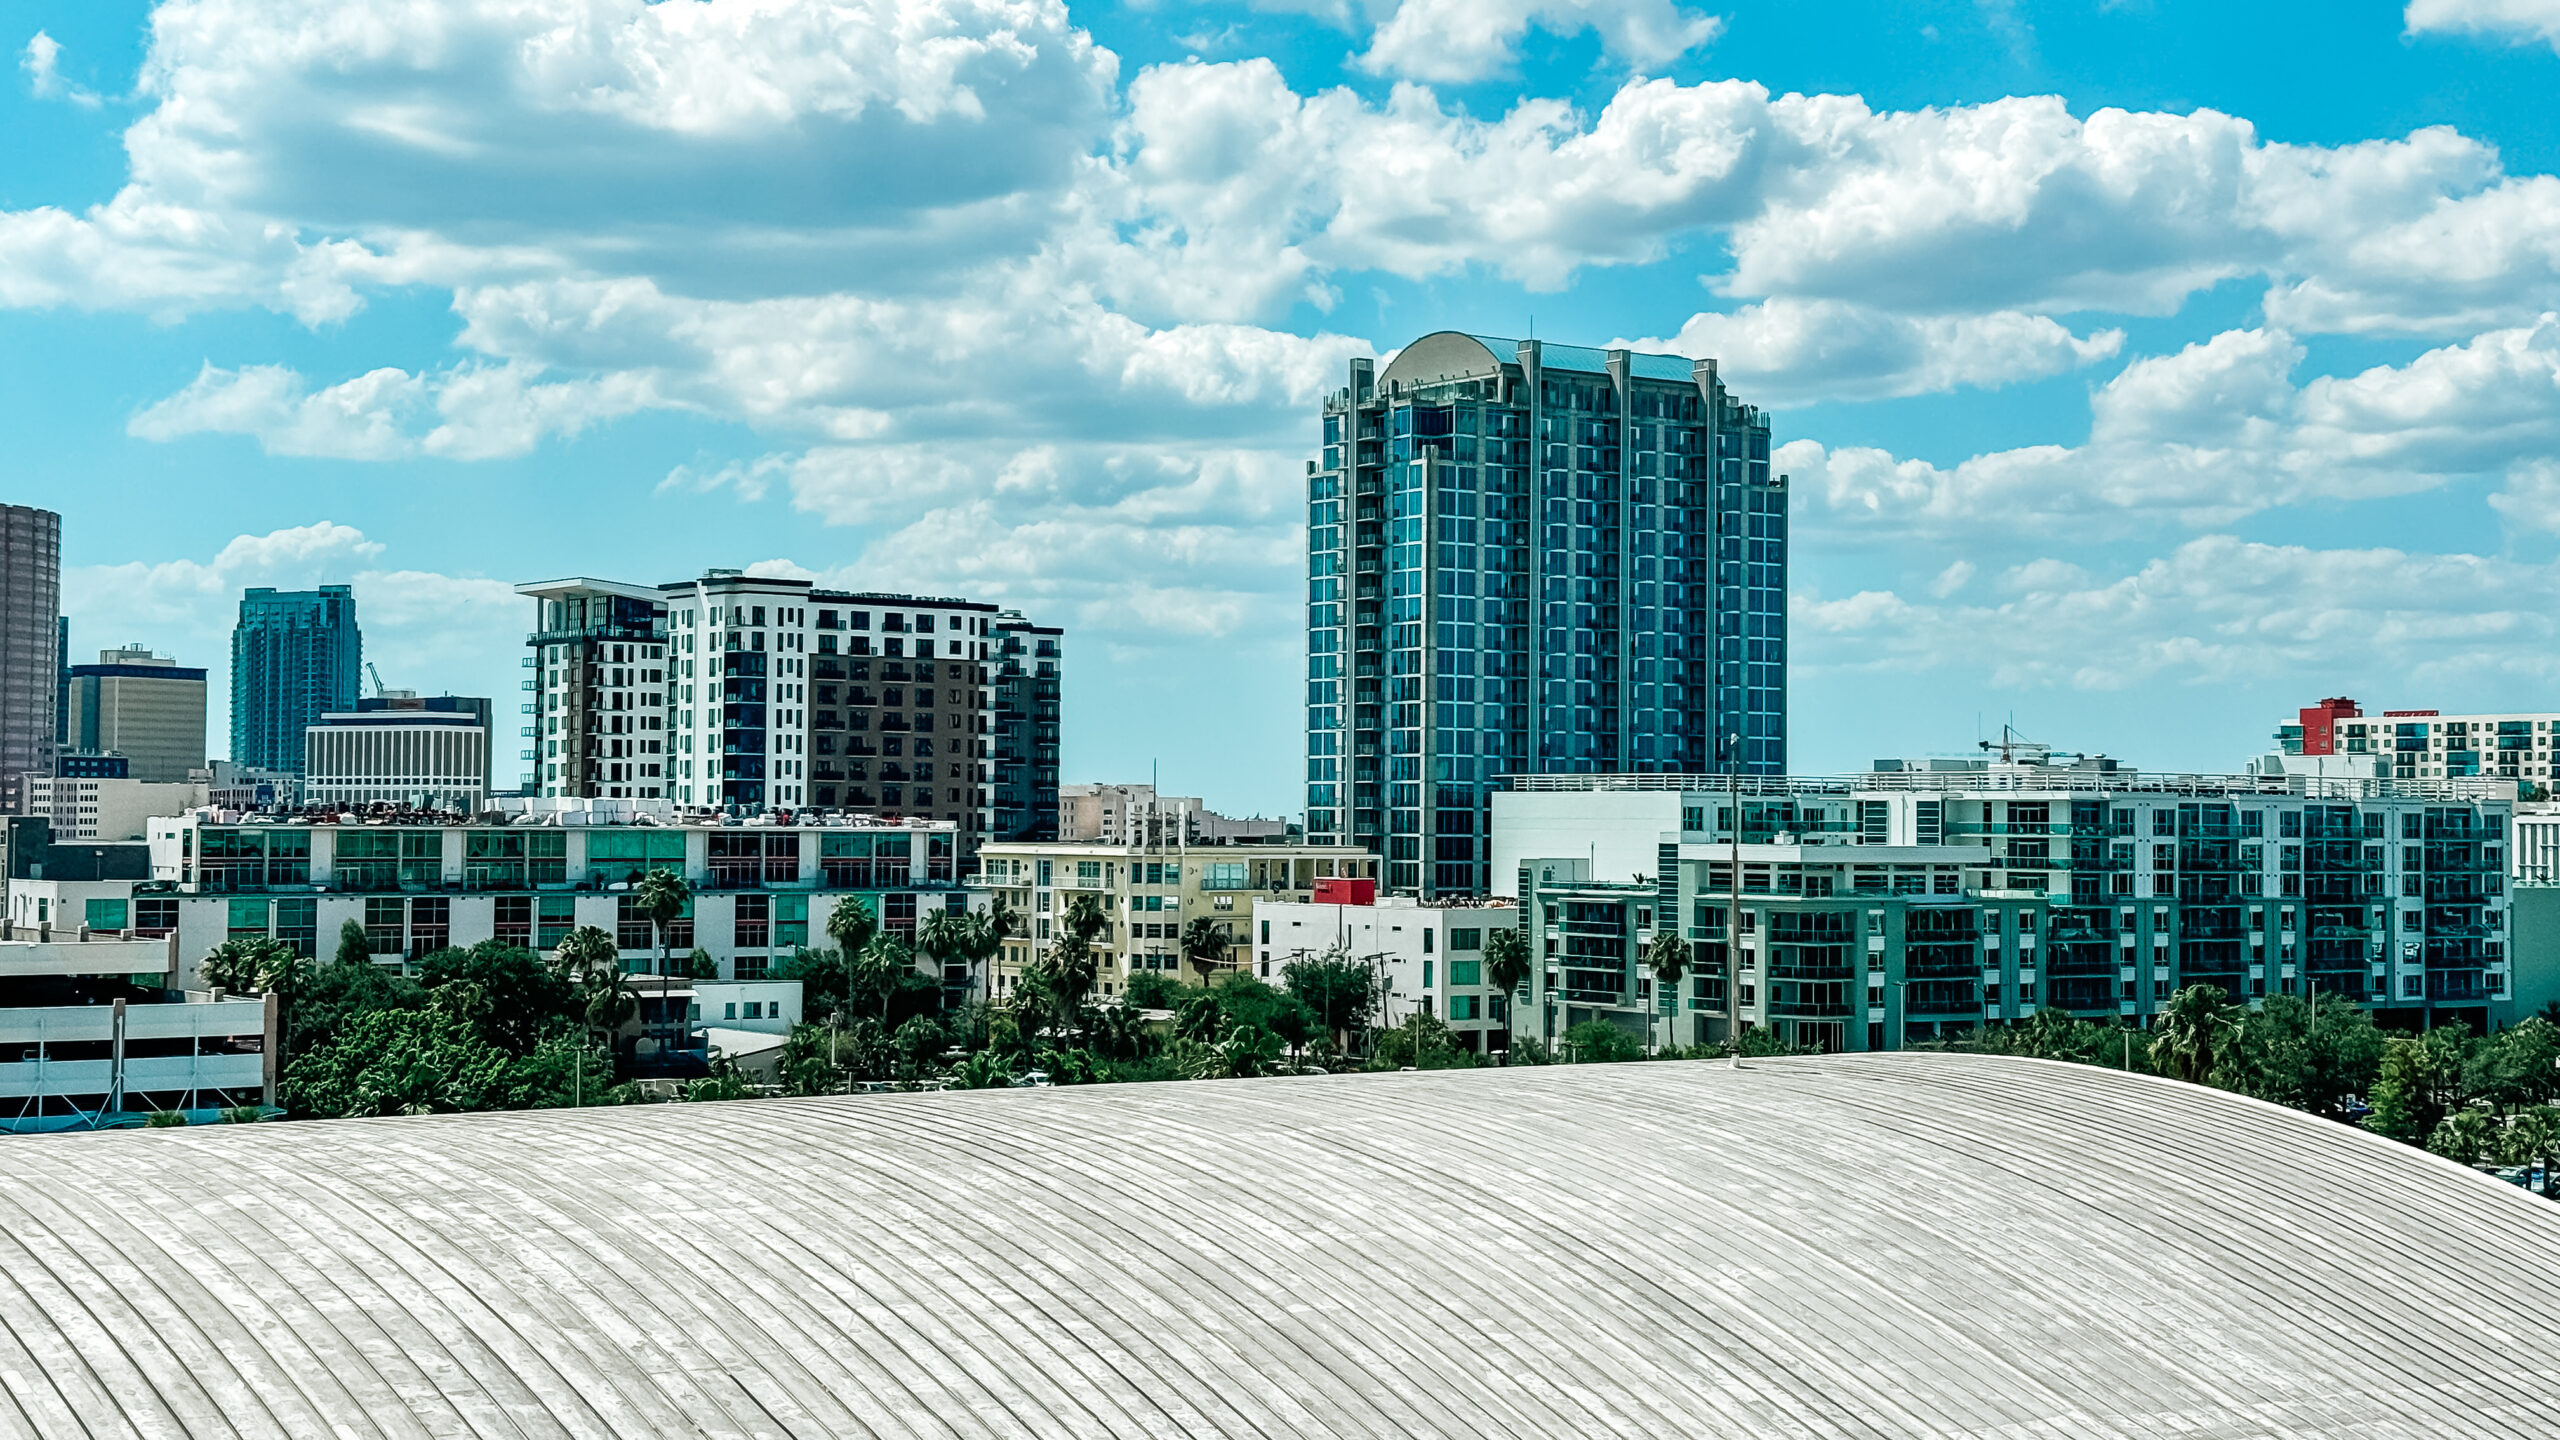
[91,812,977,997]
[975,840,1379,999]
[22,773,206,841]
[1497,763,2518,1051]
[304,708,491,811]
[1252,892,1516,1051]
[0,920,272,1131]
[1058,783,1290,846]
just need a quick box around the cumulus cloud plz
[2406,0,2560,51]
[127,359,654,459]
[21,31,101,106]
[1625,299,2122,405]
[1357,0,1722,83]
[1784,317,2560,537]
[1798,536,2560,693]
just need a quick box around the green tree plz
[200,936,290,995]
[891,1016,952,1082]
[1195,1023,1285,1079]
[2217,993,2385,1116]
[777,1025,840,1096]
[685,1070,751,1102]
[849,933,915,1027]
[1093,1003,1157,1062]
[1733,1023,1813,1059]
[2501,1106,2560,1197]
[1123,971,1183,1010]
[918,906,971,998]
[1173,990,1224,1043]
[1507,1036,1556,1066]
[281,1008,516,1118]
[685,947,720,980]
[552,925,620,986]
[826,894,877,961]
[2427,1106,2499,1165]
[633,868,693,1058]
[1181,914,1232,989]
[773,945,851,1020]
[417,940,578,1055]
[1563,1019,1644,1064]
[954,1050,1016,1089]
[1372,1012,1475,1070]
[1284,947,1380,1053]
[2469,1016,2560,1114]
[333,917,373,968]
[2148,984,2238,1084]
[2366,1026,2472,1145]
[1643,929,1690,1053]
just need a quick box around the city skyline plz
[12,1,2560,814]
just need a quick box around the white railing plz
[1496,771,2517,803]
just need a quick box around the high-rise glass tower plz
[0,504,60,813]
[231,585,362,775]
[1305,333,1785,896]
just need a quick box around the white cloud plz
[2406,0,2560,51]
[1624,299,2121,405]
[1799,537,2560,693]
[21,31,101,107]
[127,359,658,459]
[1783,317,2560,538]
[1357,0,1722,84]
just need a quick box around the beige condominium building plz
[974,841,1380,1000]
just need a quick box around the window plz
[85,899,127,932]
[1449,928,1482,950]
[134,898,177,936]
[228,898,269,941]
[495,895,533,946]
[538,896,578,950]
[776,894,808,948]
[365,897,405,956]
[1449,959,1482,986]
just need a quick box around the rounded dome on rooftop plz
[0,1055,2551,1437]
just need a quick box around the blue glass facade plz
[232,585,362,776]
[1307,334,1785,896]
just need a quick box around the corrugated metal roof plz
[0,1054,2545,1437]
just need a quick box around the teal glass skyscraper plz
[232,585,362,775]
[1306,333,1785,896]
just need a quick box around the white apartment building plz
[517,577,670,801]
[21,774,206,842]
[2278,697,2560,782]
[304,710,489,811]
[1252,894,1516,1051]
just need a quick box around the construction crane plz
[1977,724,2083,767]
[366,662,391,699]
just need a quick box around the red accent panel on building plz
[2297,697,2361,756]
[1312,877,1377,906]
[2382,710,2439,718]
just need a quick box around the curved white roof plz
[1,1054,2553,1437]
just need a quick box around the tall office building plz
[991,610,1063,842]
[358,693,495,794]
[1306,333,1784,897]
[0,505,62,814]
[62,646,209,782]
[231,586,361,775]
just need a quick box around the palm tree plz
[1483,927,1532,1053]
[552,924,620,986]
[1180,915,1230,990]
[827,894,878,959]
[852,932,914,1027]
[199,936,288,995]
[2149,984,2237,1085]
[634,868,692,1062]
[2503,1106,2560,1197]
[254,944,318,1060]
[918,906,970,1004]
[1195,1023,1284,1080]
[2428,1106,2498,1165]
[1643,928,1690,1055]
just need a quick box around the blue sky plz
[8,0,2560,812]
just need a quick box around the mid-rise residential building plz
[105,812,975,995]
[1495,764,2517,1053]
[974,840,1379,999]
[1307,333,1784,899]
[1058,783,1289,846]
[1252,892,1516,1050]
[990,610,1062,842]
[517,577,670,800]
[2277,696,2560,783]
[303,709,491,811]
[523,571,1055,857]
[60,645,207,782]
[22,775,206,842]
[200,760,299,810]
[0,504,61,814]
[231,586,361,775]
